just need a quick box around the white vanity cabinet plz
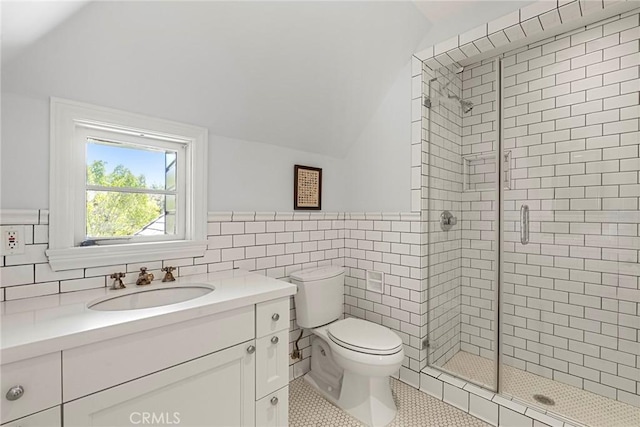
[64,341,256,427]
[1,270,295,427]
[57,297,288,427]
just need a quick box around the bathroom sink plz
[88,285,214,311]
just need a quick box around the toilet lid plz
[289,266,345,282]
[327,318,403,355]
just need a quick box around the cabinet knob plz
[271,336,279,344]
[271,313,280,321]
[246,345,256,354]
[6,385,24,401]
[270,396,279,405]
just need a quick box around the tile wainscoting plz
[1,211,589,426]
[0,209,423,383]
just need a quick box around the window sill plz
[46,240,208,271]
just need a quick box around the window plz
[47,98,207,271]
[81,129,183,243]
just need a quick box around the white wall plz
[1,93,50,209]
[341,62,413,212]
[0,92,348,211]
[210,135,346,212]
[1,0,429,212]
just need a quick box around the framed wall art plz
[294,165,322,210]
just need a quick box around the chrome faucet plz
[110,272,126,290]
[161,266,176,282]
[136,267,154,286]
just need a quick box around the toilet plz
[290,266,404,427]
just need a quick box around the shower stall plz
[423,10,639,427]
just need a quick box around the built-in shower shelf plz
[462,151,511,192]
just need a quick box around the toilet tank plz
[290,266,345,329]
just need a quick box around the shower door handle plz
[520,204,529,245]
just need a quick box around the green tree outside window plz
[86,160,162,237]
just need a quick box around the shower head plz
[446,93,474,114]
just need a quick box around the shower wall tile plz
[462,10,640,405]
[412,55,425,214]
[460,57,498,362]
[423,63,465,369]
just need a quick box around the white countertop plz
[1,269,297,364]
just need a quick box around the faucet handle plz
[110,272,126,289]
[136,267,152,286]
[161,266,176,282]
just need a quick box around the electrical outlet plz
[1,226,26,255]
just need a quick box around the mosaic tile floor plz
[443,351,640,427]
[289,376,490,427]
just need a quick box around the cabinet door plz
[64,341,255,427]
[256,329,289,399]
[0,407,60,427]
[255,386,288,427]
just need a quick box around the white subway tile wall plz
[342,212,424,385]
[460,57,499,375]
[415,0,637,71]
[0,210,426,383]
[423,64,466,372]
[459,11,640,406]
[0,210,346,380]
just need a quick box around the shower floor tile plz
[289,375,490,427]
[443,351,640,427]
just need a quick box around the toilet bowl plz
[307,318,404,426]
[326,318,405,377]
[290,267,405,427]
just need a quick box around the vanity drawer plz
[1,407,61,427]
[255,329,289,400]
[63,305,254,401]
[256,385,288,427]
[256,297,290,338]
[0,353,61,424]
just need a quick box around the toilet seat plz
[327,318,403,355]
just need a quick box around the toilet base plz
[304,369,341,402]
[339,371,397,427]
[304,370,398,427]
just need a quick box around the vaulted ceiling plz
[2,1,532,158]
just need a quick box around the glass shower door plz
[497,16,640,424]
[426,63,499,391]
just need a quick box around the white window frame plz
[78,127,187,244]
[47,98,207,271]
